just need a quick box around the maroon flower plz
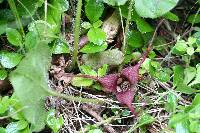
[98,74,119,93]
[73,48,150,115]
[116,88,135,115]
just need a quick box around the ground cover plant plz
[0,0,200,132]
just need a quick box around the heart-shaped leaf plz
[10,42,51,132]
[134,0,179,18]
[80,42,107,53]
[85,0,104,23]
[51,39,70,54]
[82,49,124,69]
[87,28,106,45]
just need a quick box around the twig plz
[137,19,165,66]
[63,73,99,81]
[82,104,117,133]
[154,27,194,49]
[48,89,104,104]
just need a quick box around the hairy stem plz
[7,0,25,37]
[121,0,134,54]
[119,0,134,71]
[48,89,103,104]
[72,0,82,68]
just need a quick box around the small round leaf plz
[0,52,23,68]
[87,28,106,45]
[6,28,22,47]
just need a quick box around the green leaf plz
[82,22,92,29]
[136,18,154,33]
[169,113,188,128]
[184,67,196,85]
[51,39,70,54]
[72,65,97,87]
[0,96,10,114]
[16,120,28,130]
[0,20,7,35]
[103,0,128,6]
[137,113,155,127]
[121,109,130,117]
[196,46,200,52]
[9,42,52,132]
[176,122,190,133]
[28,20,55,43]
[155,68,171,82]
[6,120,28,133]
[15,0,42,17]
[6,28,22,47]
[92,83,103,91]
[185,94,200,113]
[24,31,38,51]
[98,64,108,77]
[87,28,106,45]
[71,77,94,87]
[189,64,200,86]
[0,69,7,80]
[120,4,140,21]
[0,9,14,22]
[190,120,200,133]
[165,93,177,113]
[57,0,69,12]
[0,127,6,133]
[173,65,195,94]
[120,4,154,33]
[194,30,200,44]
[6,122,20,133]
[163,12,179,21]
[187,37,197,46]
[80,65,97,76]
[192,94,200,107]
[85,0,104,23]
[46,110,64,133]
[82,49,124,69]
[187,14,200,24]
[173,65,184,87]
[46,0,69,33]
[127,30,143,48]
[186,47,194,56]
[93,20,103,28]
[135,0,179,18]
[80,42,107,53]
[0,52,23,69]
[176,83,195,94]
[7,96,24,120]
[173,39,188,54]
[189,104,200,119]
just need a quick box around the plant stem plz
[48,89,103,104]
[72,0,82,68]
[7,0,25,37]
[121,0,134,54]
[118,0,134,71]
